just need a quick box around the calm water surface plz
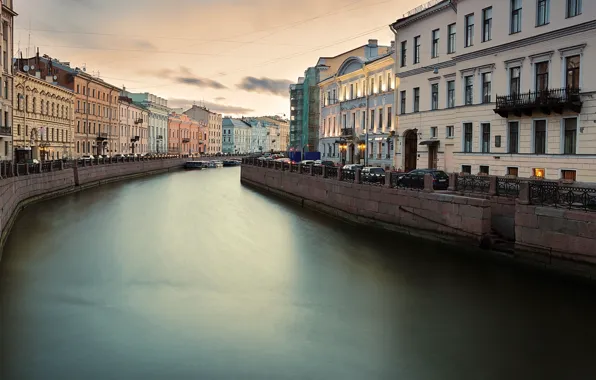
[1,168,596,379]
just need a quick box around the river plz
[1,167,595,379]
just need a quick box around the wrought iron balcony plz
[0,126,11,136]
[341,127,354,137]
[494,87,582,118]
[182,138,191,143]
[131,136,140,143]
[96,132,108,141]
[134,118,143,124]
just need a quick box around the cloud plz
[215,97,226,101]
[168,98,254,115]
[139,66,227,89]
[237,77,293,97]
[176,76,227,89]
[131,39,157,50]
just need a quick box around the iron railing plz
[341,169,355,183]
[300,164,311,175]
[456,175,490,193]
[361,173,385,186]
[326,167,338,179]
[312,166,323,176]
[495,87,581,116]
[0,126,11,136]
[529,182,596,212]
[496,177,521,197]
[391,174,424,190]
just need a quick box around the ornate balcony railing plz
[182,138,191,143]
[326,167,338,179]
[494,87,582,118]
[456,175,491,193]
[390,173,424,190]
[362,173,385,186]
[496,177,521,197]
[529,182,596,212]
[300,163,311,175]
[0,126,11,136]
[341,128,353,137]
[96,132,108,141]
[340,169,355,183]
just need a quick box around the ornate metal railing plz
[456,175,490,193]
[496,87,580,110]
[392,174,424,190]
[496,177,520,197]
[361,173,385,186]
[341,169,355,183]
[282,162,290,171]
[41,161,52,172]
[16,163,27,176]
[290,164,299,173]
[312,165,323,176]
[326,167,338,179]
[529,182,596,211]
[300,164,311,175]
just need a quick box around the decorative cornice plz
[427,76,441,82]
[459,67,476,78]
[391,1,453,31]
[453,20,596,63]
[504,57,526,69]
[529,50,555,63]
[443,73,456,79]
[397,60,455,78]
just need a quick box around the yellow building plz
[13,71,75,161]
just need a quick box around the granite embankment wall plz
[240,164,492,245]
[0,158,187,251]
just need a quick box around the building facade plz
[184,105,222,154]
[168,112,206,156]
[222,117,252,154]
[391,0,595,181]
[0,0,15,161]
[319,51,395,168]
[118,96,149,155]
[128,92,170,154]
[13,71,75,161]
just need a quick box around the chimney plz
[366,39,379,59]
[368,39,378,47]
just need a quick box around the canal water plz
[1,168,595,379]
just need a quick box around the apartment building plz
[118,95,149,155]
[184,105,222,154]
[168,112,206,155]
[127,92,170,154]
[319,48,395,168]
[0,0,15,161]
[391,0,595,181]
[13,70,75,161]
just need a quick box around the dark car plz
[397,169,449,190]
[315,160,336,167]
[361,167,386,184]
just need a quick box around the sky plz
[14,0,420,117]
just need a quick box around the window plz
[430,126,437,138]
[566,55,580,89]
[413,88,420,112]
[481,123,490,153]
[507,167,519,177]
[431,83,439,110]
[77,121,80,133]
[563,118,577,155]
[465,14,474,47]
[534,120,547,154]
[379,108,383,130]
[414,36,420,64]
[400,41,407,67]
[370,109,375,130]
[495,135,502,148]
[76,84,80,93]
[447,23,456,53]
[508,122,519,153]
[431,29,439,58]
[537,0,550,26]
[479,166,490,175]
[511,0,522,34]
[535,62,549,92]
[387,107,392,129]
[561,170,576,181]
[482,72,492,103]
[350,84,354,99]
[567,0,582,18]
[463,123,473,152]
[510,67,521,95]
[464,75,474,105]
[379,77,383,92]
[482,7,492,42]
[387,73,392,90]
[533,168,545,178]
[446,125,454,138]
[400,91,406,114]
[370,78,375,94]
[447,80,455,108]
[462,165,472,174]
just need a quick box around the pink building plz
[168,113,206,155]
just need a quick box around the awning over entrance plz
[419,140,440,146]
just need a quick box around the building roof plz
[390,0,454,31]
[222,118,251,128]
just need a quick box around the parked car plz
[80,155,94,161]
[397,169,449,190]
[342,164,363,171]
[314,160,336,167]
[274,157,292,163]
[112,154,125,160]
[361,167,386,183]
[299,160,316,166]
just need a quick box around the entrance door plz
[428,144,438,169]
[404,130,418,172]
[444,144,454,173]
[349,144,355,164]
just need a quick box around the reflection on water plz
[1,167,596,379]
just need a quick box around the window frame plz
[509,67,521,96]
[400,90,406,114]
[536,0,550,26]
[446,125,454,138]
[481,72,492,103]
[447,23,456,54]
[511,0,522,34]
[413,87,420,113]
[566,0,582,18]
[482,7,492,42]
[465,14,475,48]
[480,123,491,153]
[400,41,407,67]
[431,29,440,58]
[561,116,579,155]
[565,55,581,90]
[414,36,421,64]
[463,122,473,153]
[535,61,550,92]
[532,118,548,154]
[508,121,520,154]
[464,75,474,105]
[447,80,455,108]
[431,83,439,110]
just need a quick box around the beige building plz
[392,0,596,181]
[119,95,149,155]
[255,116,290,152]
[0,0,16,161]
[13,71,75,161]
[184,105,222,154]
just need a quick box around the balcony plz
[0,126,11,137]
[131,136,140,143]
[182,138,190,143]
[134,118,143,125]
[341,128,354,138]
[494,87,582,118]
[96,132,108,141]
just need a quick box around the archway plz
[404,130,418,172]
[348,143,355,164]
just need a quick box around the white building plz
[391,0,595,181]
[127,92,169,154]
[319,47,396,168]
[222,117,252,154]
[0,0,15,161]
[245,118,269,153]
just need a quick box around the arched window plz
[33,97,37,113]
[77,141,80,153]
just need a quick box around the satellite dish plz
[23,65,29,72]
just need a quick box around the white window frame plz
[531,118,549,154]
[536,0,550,27]
[560,116,579,155]
[461,121,474,152]
[530,51,554,91]
[479,121,491,153]
[559,44,585,90]
[446,125,454,139]
[560,168,578,180]
[507,120,521,154]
